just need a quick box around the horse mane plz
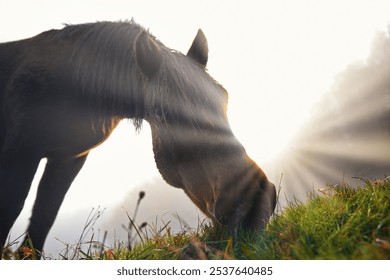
[50,20,228,132]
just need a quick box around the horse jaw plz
[150,125,276,231]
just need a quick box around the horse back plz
[0,29,118,158]
[0,30,59,101]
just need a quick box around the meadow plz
[3,177,389,260]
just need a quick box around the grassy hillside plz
[96,177,390,260]
[4,178,389,260]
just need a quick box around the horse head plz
[135,29,277,231]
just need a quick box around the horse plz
[0,20,276,257]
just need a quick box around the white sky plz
[1,0,389,253]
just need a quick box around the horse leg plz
[23,154,88,256]
[0,147,42,256]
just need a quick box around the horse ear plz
[135,31,162,78]
[187,29,208,67]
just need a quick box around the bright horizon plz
[1,0,389,254]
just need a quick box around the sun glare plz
[223,12,389,166]
[2,0,389,257]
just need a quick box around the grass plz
[254,177,390,259]
[3,178,390,260]
[111,177,389,260]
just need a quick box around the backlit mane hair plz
[46,20,228,131]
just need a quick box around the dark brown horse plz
[0,20,276,257]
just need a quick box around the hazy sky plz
[1,0,389,254]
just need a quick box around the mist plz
[268,26,390,199]
[88,26,390,249]
[81,26,390,254]
[3,2,389,258]
[101,178,205,244]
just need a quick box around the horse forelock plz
[57,20,228,131]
